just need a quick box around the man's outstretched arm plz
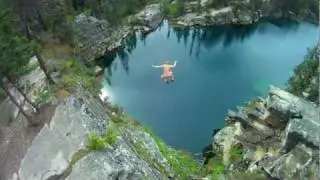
[171,61,178,67]
[152,64,163,68]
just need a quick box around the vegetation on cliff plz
[287,44,319,102]
[102,104,201,179]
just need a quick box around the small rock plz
[302,92,309,98]
[95,66,103,76]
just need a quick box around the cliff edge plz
[204,85,319,180]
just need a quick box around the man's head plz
[164,61,170,64]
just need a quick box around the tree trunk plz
[6,76,40,113]
[35,7,47,31]
[0,79,35,125]
[35,53,55,84]
[21,10,32,41]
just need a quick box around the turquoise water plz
[100,20,318,153]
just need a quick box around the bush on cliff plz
[161,0,186,18]
[287,45,319,102]
[58,58,101,94]
[87,124,118,151]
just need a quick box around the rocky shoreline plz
[74,4,164,62]
[74,1,317,62]
[173,0,318,27]
[203,85,320,180]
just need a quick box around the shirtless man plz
[152,61,177,83]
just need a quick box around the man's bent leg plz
[161,74,168,82]
[169,71,174,81]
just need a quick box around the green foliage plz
[229,171,266,180]
[142,125,199,179]
[87,132,107,150]
[0,9,36,78]
[229,145,244,162]
[58,58,101,94]
[202,155,226,179]
[19,63,39,75]
[161,0,185,18]
[269,0,318,20]
[128,16,144,26]
[287,45,319,102]
[44,0,76,44]
[210,162,226,180]
[86,124,118,151]
[132,140,166,172]
[207,0,231,9]
[105,125,118,145]
[34,87,53,105]
[82,0,148,26]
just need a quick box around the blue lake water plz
[100,20,318,153]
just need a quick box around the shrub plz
[161,0,185,18]
[142,124,199,179]
[105,125,118,144]
[287,45,319,102]
[59,58,101,94]
[86,124,118,151]
[87,132,107,150]
[128,16,144,26]
[34,87,53,105]
[229,145,244,162]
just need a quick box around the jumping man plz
[152,61,178,83]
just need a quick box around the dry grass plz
[41,43,75,60]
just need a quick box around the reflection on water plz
[98,19,301,78]
[98,19,317,152]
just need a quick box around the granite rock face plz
[74,3,164,61]
[207,85,320,180]
[135,4,164,30]
[74,14,132,61]
[16,88,171,180]
[175,0,318,26]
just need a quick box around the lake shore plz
[75,0,318,62]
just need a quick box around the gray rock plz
[28,56,39,66]
[268,144,315,180]
[214,85,319,180]
[17,87,170,180]
[173,0,317,26]
[94,66,103,76]
[74,13,131,61]
[266,86,320,152]
[67,139,168,180]
[18,89,108,180]
[136,4,164,30]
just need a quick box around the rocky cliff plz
[174,0,318,26]
[5,84,201,180]
[203,85,320,180]
[16,87,168,180]
[74,4,164,61]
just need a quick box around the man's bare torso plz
[162,64,173,76]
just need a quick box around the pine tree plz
[0,9,39,124]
